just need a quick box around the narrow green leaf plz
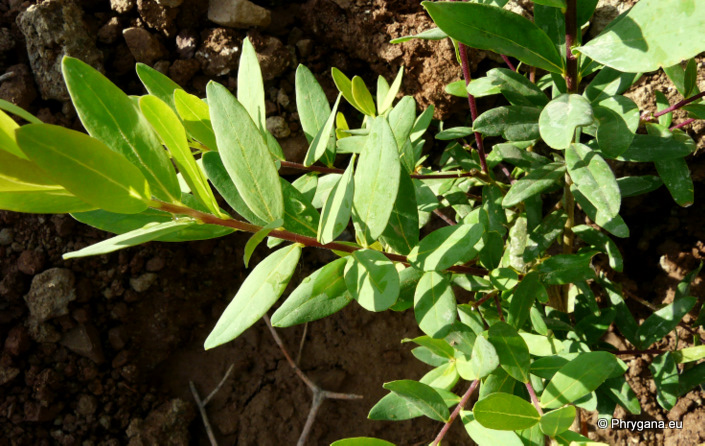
[540,351,618,409]
[318,157,355,244]
[436,126,474,140]
[377,75,390,113]
[566,143,620,219]
[650,353,679,411]
[664,58,699,98]
[573,225,623,272]
[655,157,694,207]
[584,68,642,103]
[407,222,484,271]
[530,355,574,380]
[537,249,597,285]
[520,333,565,357]
[388,96,416,151]
[601,376,641,415]
[173,90,219,151]
[390,27,448,44]
[0,109,25,159]
[423,2,563,73]
[572,186,629,238]
[414,272,457,339]
[332,68,363,114]
[678,362,705,396]
[352,117,400,239]
[673,345,705,364]
[237,37,266,131]
[16,124,150,214]
[488,322,531,383]
[296,64,333,144]
[331,438,395,446]
[204,244,301,349]
[63,220,192,259]
[576,0,705,73]
[381,66,404,114]
[508,272,543,329]
[207,81,283,222]
[539,94,593,149]
[383,380,450,422]
[461,411,524,446]
[344,249,399,312]
[136,62,183,111]
[244,219,284,268]
[62,56,179,202]
[502,162,566,207]
[539,406,575,437]
[655,91,673,128]
[474,106,541,141]
[617,132,696,162]
[380,174,419,255]
[487,68,548,107]
[304,95,341,167]
[635,297,697,349]
[473,392,540,431]
[351,76,376,116]
[139,95,220,215]
[271,258,351,327]
[0,98,42,124]
[410,105,434,143]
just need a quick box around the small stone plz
[129,273,157,293]
[0,228,13,246]
[276,89,290,108]
[51,215,74,237]
[98,17,122,44]
[175,29,198,59]
[145,256,165,272]
[295,39,313,58]
[208,0,271,29]
[0,365,20,385]
[24,268,76,323]
[153,60,170,75]
[107,326,128,350]
[0,64,37,111]
[76,394,98,416]
[168,59,200,86]
[154,0,183,6]
[126,399,195,446]
[18,250,46,275]
[0,28,16,53]
[248,33,290,81]
[4,325,30,356]
[195,28,239,77]
[137,0,178,36]
[60,324,104,364]
[111,0,135,13]
[266,116,290,138]
[122,27,167,65]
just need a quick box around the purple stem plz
[654,91,705,118]
[458,42,489,173]
[564,0,578,93]
[431,380,479,446]
[670,118,697,131]
[525,382,544,416]
[501,55,517,72]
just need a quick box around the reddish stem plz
[670,118,697,131]
[458,42,489,173]
[494,293,505,322]
[564,0,578,93]
[525,382,544,416]
[431,380,479,446]
[502,55,517,72]
[654,91,705,118]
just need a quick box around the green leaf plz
[566,143,620,219]
[318,157,355,244]
[388,96,416,151]
[533,0,565,7]
[530,355,574,380]
[135,62,183,111]
[664,58,699,98]
[482,183,507,236]
[584,68,642,103]
[508,272,543,329]
[380,66,404,114]
[62,56,180,202]
[540,351,617,409]
[423,2,563,73]
[487,68,548,107]
[474,106,541,141]
[617,132,696,162]
[488,322,531,383]
[502,162,566,207]
[296,64,331,141]
[489,268,519,291]
[204,244,301,349]
[173,90,219,151]
[139,95,220,215]
[63,220,192,259]
[655,91,673,128]
[650,353,679,411]
[573,225,623,272]
[408,223,484,271]
[352,117,401,239]
[280,178,320,237]
[465,334,499,380]
[539,406,575,437]
[344,249,399,312]
[479,231,504,270]
[601,376,641,415]
[271,258,351,327]
[593,96,640,158]
[635,297,697,349]
[520,333,564,357]
[414,272,456,338]
[0,98,42,125]
[383,380,450,422]
[331,68,363,114]
[599,276,639,345]
[617,176,662,198]
[410,105,434,143]
[537,249,597,285]
[380,174,419,255]
[390,267,425,312]
[244,219,283,268]
[436,126,475,140]
[207,81,284,222]
[461,411,524,446]
[16,124,150,214]
[494,144,549,170]
[351,76,376,117]
[466,77,502,98]
[506,215,528,271]
[0,109,25,159]
[331,438,395,446]
[473,392,540,431]
[304,95,341,167]
[539,94,593,150]
[368,388,458,421]
[655,157,694,207]
[673,345,705,364]
[237,37,266,131]
[523,210,567,262]
[390,27,448,44]
[479,368,517,399]
[571,186,629,238]
[576,0,705,73]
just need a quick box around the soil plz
[0,1,704,445]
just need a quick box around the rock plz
[279,133,308,165]
[145,256,165,272]
[4,325,30,356]
[154,0,182,6]
[0,228,13,246]
[208,0,271,29]
[296,39,313,58]
[122,27,167,65]
[110,0,135,13]
[129,273,157,292]
[60,324,105,364]
[17,250,46,275]
[17,0,103,101]
[137,0,178,36]
[266,116,290,138]
[248,32,290,81]
[168,59,200,86]
[276,88,290,108]
[0,365,20,386]
[127,399,195,446]
[153,60,170,75]
[76,394,98,416]
[175,29,198,59]
[0,64,37,111]
[107,326,128,350]
[195,28,239,77]
[0,28,15,53]
[24,268,76,324]
[98,17,122,44]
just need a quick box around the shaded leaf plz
[635,297,696,349]
[383,380,450,422]
[540,351,618,409]
[344,249,399,312]
[489,322,531,383]
[474,105,541,141]
[503,162,565,207]
[407,223,484,271]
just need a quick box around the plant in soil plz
[1,0,705,444]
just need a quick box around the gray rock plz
[123,27,168,65]
[60,324,105,364]
[111,0,136,13]
[130,273,157,292]
[24,268,76,323]
[208,0,271,29]
[0,228,13,246]
[266,116,290,139]
[16,0,103,101]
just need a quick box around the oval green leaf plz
[408,222,484,271]
[474,106,541,141]
[383,380,450,422]
[566,143,620,219]
[414,272,457,339]
[540,351,618,409]
[344,249,400,312]
[318,156,355,244]
[539,94,594,150]
[488,322,531,383]
[539,405,576,437]
[473,392,540,431]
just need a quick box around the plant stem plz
[611,348,668,356]
[670,118,697,131]
[458,42,489,173]
[653,91,705,118]
[431,380,479,446]
[150,200,489,277]
[564,0,579,93]
[502,55,517,72]
[494,293,505,322]
[434,208,457,226]
[525,382,544,416]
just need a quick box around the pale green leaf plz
[539,94,593,150]
[344,249,400,312]
[414,272,457,339]
[473,392,540,431]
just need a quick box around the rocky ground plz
[0,0,704,445]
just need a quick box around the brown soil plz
[0,1,704,445]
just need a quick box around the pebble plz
[154,0,182,6]
[60,324,105,364]
[145,256,165,272]
[98,17,122,44]
[111,0,136,13]
[17,249,46,275]
[24,268,76,323]
[129,273,157,293]
[208,0,271,29]
[4,325,30,356]
[266,116,291,138]
[175,29,198,59]
[122,27,167,65]
[0,228,13,246]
